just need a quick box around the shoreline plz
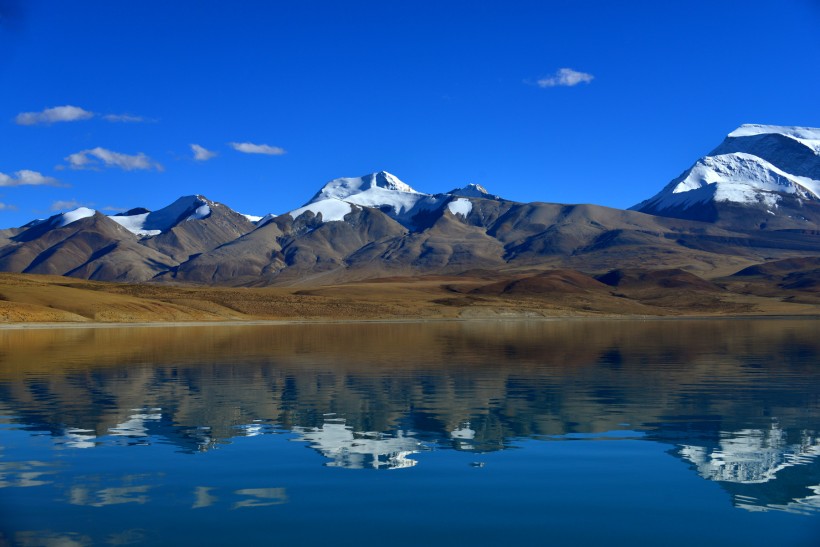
[1,313,818,330]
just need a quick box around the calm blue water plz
[0,319,818,546]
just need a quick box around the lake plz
[0,319,818,546]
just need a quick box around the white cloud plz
[15,106,150,125]
[50,199,84,211]
[191,144,217,161]
[0,170,61,186]
[65,147,163,171]
[536,68,594,88]
[15,105,94,125]
[102,113,146,123]
[0,202,18,211]
[229,142,286,155]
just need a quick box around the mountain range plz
[1,124,819,286]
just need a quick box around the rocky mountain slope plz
[2,125,820,286]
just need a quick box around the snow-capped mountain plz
[288,171,451,228]
[632,124,820,229]
[33,172,501,236]
[26,196,223,236]
[0,194,257,280]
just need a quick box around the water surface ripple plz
[0,319,818,545]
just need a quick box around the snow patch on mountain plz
[52,207,96,228]
[110,212,160,236]
[447,198,473,217]
[662,153,820,209]
[292,171,450,228]
[256,213,277,227]
[345,188,425,215]
[110,195,214,236]
[188,204,211,221]
[729,124,820,154]
[289,198,353,222]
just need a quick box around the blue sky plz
[1,0,819,227]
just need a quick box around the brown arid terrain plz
[0,256,818,324]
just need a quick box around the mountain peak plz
[53,207,97,228]
[372,171,414,192]
[310,171,420,204]
[454,183,488,194]
[448,183,501,200]
[728,124,820,148]
[109,194,214,236]
[633,123,820,229]
[722,124,820,160]
[294,172,444,227]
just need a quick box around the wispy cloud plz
[15,105,151,125]
[536,68,594,88]
[64,147,163,172]
[0,169,62,186]
[229,142,286,155]
[15,105,94,125]
[0,202,18,211]
[50,199,85,211]
[191,144,217,161]
[102,113,147,123]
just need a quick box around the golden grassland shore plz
[0,267,818,324]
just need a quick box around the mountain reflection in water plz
[0,319,819,544]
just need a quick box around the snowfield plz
[447,197,473,217]
[634,124,820,213]
[53,207,96,228]
[287,171,496,229]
